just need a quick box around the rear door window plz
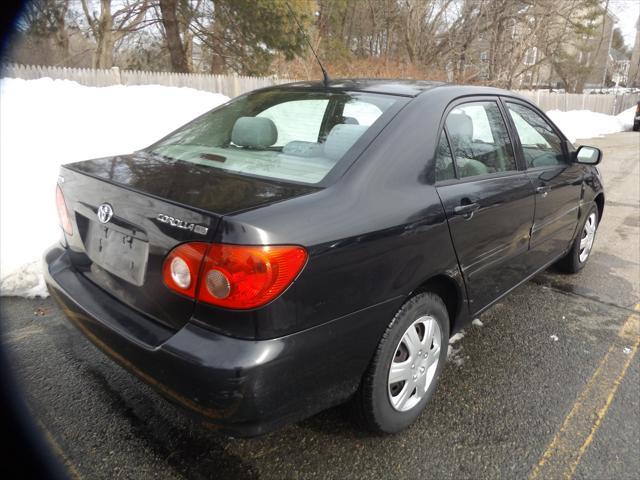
[342,99,383,126]
[257,99,329,146]
[445,101,517,179]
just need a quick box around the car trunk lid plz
[60,152,319,330]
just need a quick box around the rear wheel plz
[557,204,598,273]
[354,292,449,433]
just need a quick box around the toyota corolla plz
[45,79,604,436]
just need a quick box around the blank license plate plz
[84,221,149,286]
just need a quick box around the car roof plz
[265,78,526,100]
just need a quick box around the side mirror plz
[574,145,602,165]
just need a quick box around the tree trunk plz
[159,0,190,73]
[88,0,114,69]
[53,0,70,61]
[96,0,114,68]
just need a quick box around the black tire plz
[633,121,640,132]
[353,292,450,434]
[557,204,598,273]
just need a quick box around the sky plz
[610,0,640,47]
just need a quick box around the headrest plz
[342,116,359,125]
[447,112,473,141]
[231,116,277,148]
[323,124,368,161]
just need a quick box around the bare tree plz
[21,0,71,57]
[80,0,150,69]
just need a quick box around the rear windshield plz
[148,90,401,184]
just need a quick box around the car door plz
[503,100,583,266]
[435,98,536,313]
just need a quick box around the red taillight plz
[162,243,307,309]
[56,185,73,235]
[198,244,307,309]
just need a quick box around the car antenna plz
[285,1,331,87]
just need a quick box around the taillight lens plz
[162,242,208,298]
[170,257,192,289]
[198,244,307,309]
[162,243,307,309]
[56,185,73,235]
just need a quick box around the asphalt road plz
[2,131,639,480]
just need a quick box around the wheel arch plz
[594,192,605,222]
[411,273,467,336]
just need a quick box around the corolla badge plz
[156,213,208,235]
[97,203,114,224]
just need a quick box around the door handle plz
[454,202,480,216]
[536,186,550,197]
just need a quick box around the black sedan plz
[45,79,604,436]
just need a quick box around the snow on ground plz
[547,106,636,143]
[0,78,228,297]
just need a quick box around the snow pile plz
[0,78,228,297]
[447,330,466,366]
[447,345,465,367]
[449,331,465,344]
[547,106,636,142]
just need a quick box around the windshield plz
[148,90,401,184]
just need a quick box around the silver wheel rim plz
[388,315,442,412]
[579,213,597,263]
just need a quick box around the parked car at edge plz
[633,100,640,131]
[45,80,605,436]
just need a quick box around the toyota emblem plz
[97,203,114,224]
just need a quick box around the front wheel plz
[557,205,598,273]
[353,292,449,433]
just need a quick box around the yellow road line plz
[37,420,83,480]
[1,325,44,343]
[529,304,640,480]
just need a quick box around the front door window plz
[506,102,566,168]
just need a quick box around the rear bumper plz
[44,244,397,436]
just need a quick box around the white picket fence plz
[1,63,638,114]
[0,63,293,98]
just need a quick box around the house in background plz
[608,48,630,86]
[467,6,628,91]
[581,10,616,89]
[536,8,616,91]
